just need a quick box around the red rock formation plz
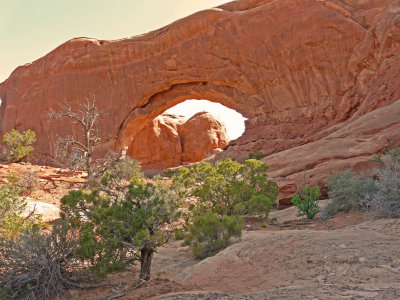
[0,0,399,204]
[178,112,229,164]
[127,112,229,169]
[127,114,186,170]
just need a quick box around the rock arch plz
[0,0,399,204]
[117,82,254,149]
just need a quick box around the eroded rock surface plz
[127,112,229,169]
[1,0,400,204]
[178,112,229,164]
[152,218,400,300]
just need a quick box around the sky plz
[0,0,245,139]
[166,100,245,140]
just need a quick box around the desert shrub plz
[370,147,400,165]
[322,169,376,218]
[248,150,264,160]
[6,173,21,186]
[291,185,320,219]
[61,159,183,280]
[87,156,142,189]
[0,221,80,300]
[361,156,400,218]
[18,171,39,194]
[0,184,40,239]
[174,229,185,240]
[183,212,243,259]
[173,158,278,218]
[2,129,36,163]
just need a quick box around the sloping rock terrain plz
[0,0,400,203]
[152,217,400,300]
[128,112,229,169]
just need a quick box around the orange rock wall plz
[0,0,399,204]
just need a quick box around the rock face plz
[152,218,400,299]
[127,114,186,170]
[0,0,400,204]
[127,112,229,169]
[178,112,229,164]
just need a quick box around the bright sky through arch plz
[165,100,246,141]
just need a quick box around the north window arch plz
[122,98,247,170]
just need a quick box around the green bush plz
[174,229,185,240]
[0,221,81,300]
[291,185,320,219]
[2,129,36,163]
[61,159,183,280]
[323,169,376,218]
[0,184,40,239]
[324,148,400,219]
[173,158,278,218]
[248,150,264,160]
[184,212,243,259]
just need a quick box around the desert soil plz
[1,164,398,299]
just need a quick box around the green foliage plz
[291,185,320,219]
[323,169,376,218]
[173,158,278,218]
[0,221,81,300]
[0,184,40,239]
[261,224,267,228]
[174,229,185,240]
[2,129,36,163]
[60,160,183,279]
[324,148,400,219]
[385,147,400,162]
[369,147,400,165]
[248,150,264,160]
[6,173,21,186]
[184,212,243,259]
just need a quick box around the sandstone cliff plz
[0,0,399,204]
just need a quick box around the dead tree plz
[49,96,109,179]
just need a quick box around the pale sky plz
[166,100,246,140]
[0,0,245,139]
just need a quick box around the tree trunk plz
[86,153,91,178]
[139,246,154,281]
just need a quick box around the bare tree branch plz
[49,95,116,179]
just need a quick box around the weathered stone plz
[23,200,60,222]
[0,0,399,204]
[178,112,229,164]
[127,112,229,169]
[127,114,186,170]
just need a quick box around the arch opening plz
[125,99,247,170]
[165,100,246,141]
